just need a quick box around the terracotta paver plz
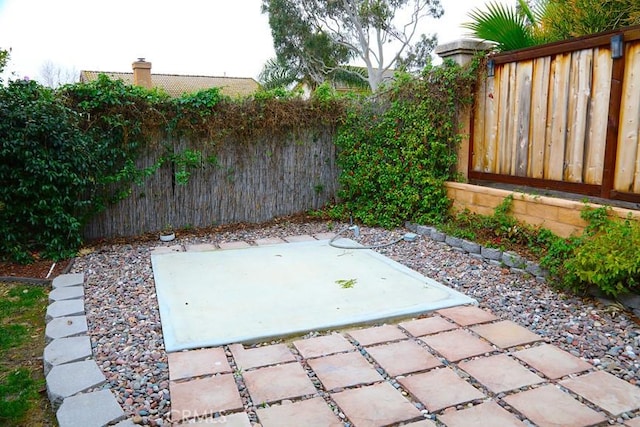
[438,401,526,427]
[513,343,592,379]
[347,324,407,346]
[560,370,640,416]
[470,320,542,349]
[365,340,442,377]
[181,412,252,426]
[458,354,544,393]
[168,347,231,381]
[331,382,423,426]
[402,421,438,427]
[293,333,354,358]
[170,374,243,423]
[229,343,296,370]
[398,367,485,412]
[399,316,458,337]
[184,243,217,252]
[243,363,316,404]
[626,418,640,427]
[436,305,498,326]
[256,397,343,427]
[503,384,607,427]
[313,232,336,240]
[307,351,383,391]
[420,329,494,362]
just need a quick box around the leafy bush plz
[0,80,96,262]
[332,61,477,227]
[561,209,640,297]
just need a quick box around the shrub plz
[562,210,640,297]
[332,61,477,227]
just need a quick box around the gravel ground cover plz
[71,220,640,425]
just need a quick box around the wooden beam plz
[601,48,626,198]
[469,171,602,196]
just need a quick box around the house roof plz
[79,70,261,98]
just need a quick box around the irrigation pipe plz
[329,226,406,250]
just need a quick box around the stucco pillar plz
[132,58,152,88]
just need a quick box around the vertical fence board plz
[615,42,640,192]
[584,48,612,185]
[497,63,513,174]
[514,60,533,176]
[564,49,593,183]
[472,70,487,171]
[546,53,571,180]
[529,56,551,179]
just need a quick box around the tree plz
[38,60,79,88]
[262,0,443,92]
[0,48,9,75]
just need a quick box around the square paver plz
[398,367,485,412]
[366,340,442,377]
[170,374,243,423]
[420,329,494,362]
[243,362,316,404]
[560,371,640,416]
[230,343,296,370]
[470,320,542,349]
[514,343,592,379]
[168,347,231,381]
[307,352,383,391]
[332,382,423,426]
[503,384,607,427]
[185,243,218,252]
[293,333,354,359]
[458,354,544,393]
[438,401,526,427]
[399,316,458,337]
[625,418,640,427]
[402,421,438,427]
[347,325,406,346]
[180,412,252,426]
[256,397,342,427]
[436,305,497,326]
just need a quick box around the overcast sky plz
[0,0,488,82]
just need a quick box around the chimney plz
[132,58,152,88]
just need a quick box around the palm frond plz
[462,1,536,51]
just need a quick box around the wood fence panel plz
[615,42,640,192]
[529,56,551,179]
[497,63,514,174]
[564,49,592,183]
[545,52,572,180]
[472,69,487,171]
[584,47,612,185]
[514,60,533,176]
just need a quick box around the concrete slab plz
[49,285,84,302]
[52,273,84,289]
[46,299,85,321]
[45,315,88,342]
[152,239,475,351]
[46,360,106,407]
[43,335,92,375]
[56,389,125,427]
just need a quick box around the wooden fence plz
[83,129,338,239]
[470,25,640,203]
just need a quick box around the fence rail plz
[470,25,640,202]
[83,129,338,239]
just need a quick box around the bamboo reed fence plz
[470,25,640,203]
[83,129,338,239]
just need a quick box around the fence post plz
[435,39,493,180]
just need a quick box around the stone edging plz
[44,273,135,427]
[405,222,548,280]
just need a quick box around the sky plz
[0,0,488,83]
